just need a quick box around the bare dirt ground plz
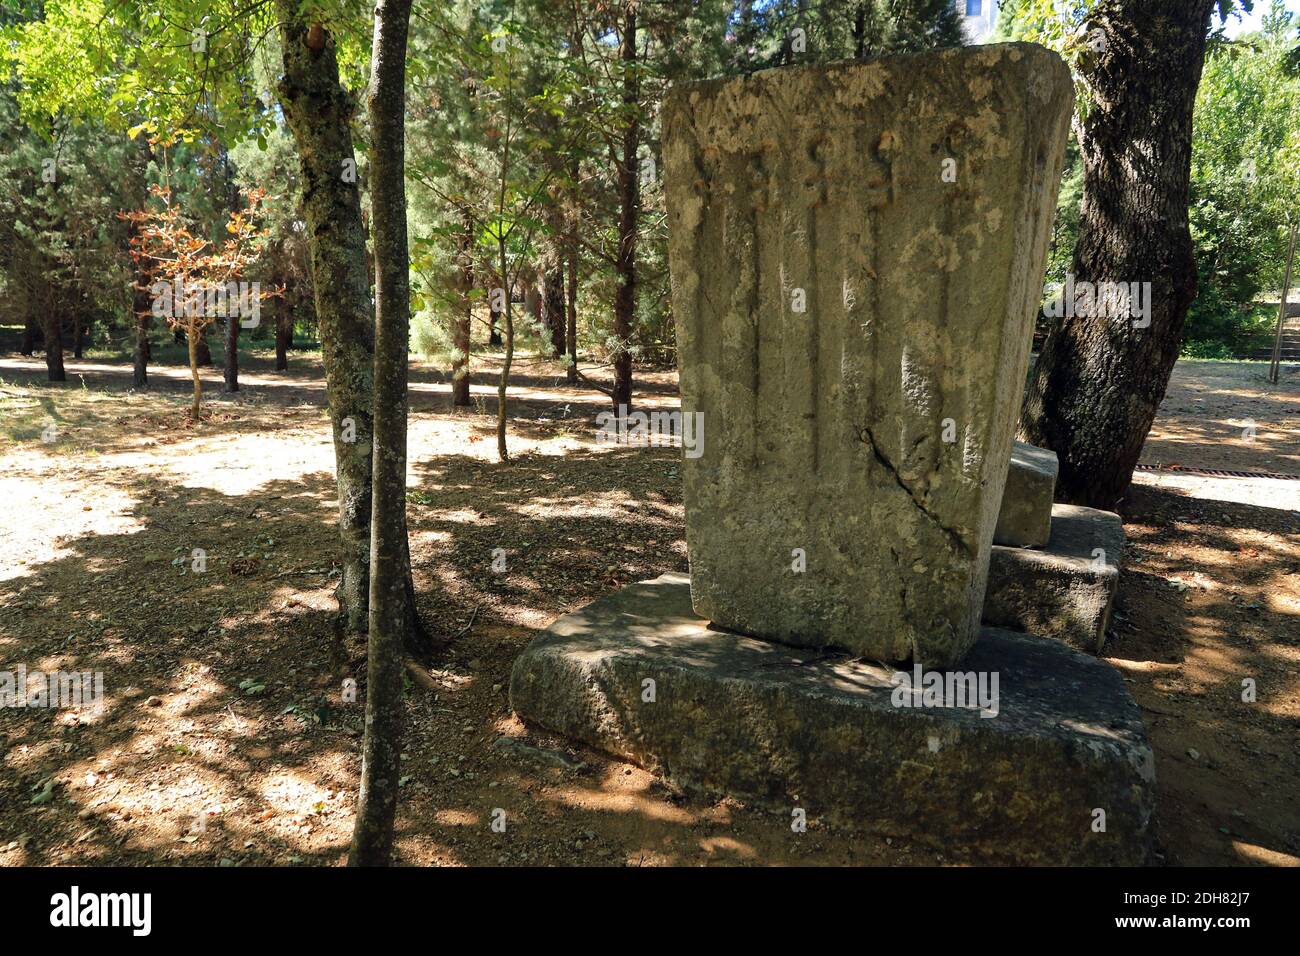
[0,350,1295,866]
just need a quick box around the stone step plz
[983,503,1123,654]
[994,440,1058,548]
[511,573,1154,865]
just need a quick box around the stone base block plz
[984,504,1123,653]
[993,441,1058,547]
[511,573,1154,865]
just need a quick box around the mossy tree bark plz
[1020,0,1216,508]
[276,0,424,645]
[277,8,374,632]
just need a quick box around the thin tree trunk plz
[349,0,413,868]
[496,238,514,462]
[223,316,239,395]
[187,326,202,417]
[1019,0,1215,509]
[132,136,154,389]
[452,217,473,406]
[1268,224,1296,385]
[133,315,151,387]
[566,241,578,384]
[133,289,152,389]
[275,281,292,371]
[222,145,240,393]
[612,3,639,413]
[224,314,240,391]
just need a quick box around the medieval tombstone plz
[512,44,1155,865]
[663,44,1073,667]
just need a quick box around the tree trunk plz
[349,0,414,868]
[275,281,292,371]
[544,264,565,358]
[72,313,84,359]
[221,143,241,396]
[224,314,240,392]
[131,136,155,389]
[612,3,639,413]
[195,332,213,366]
[276,3,380,636]
[133,315,151,388]
[1019,0,1214,509]
[452,219,473,407]
[20,313,36,356]
[133,287,152,389]
[187,326,202,417]
[566,241,578,384]
[496,238,514,462]
[43,309,65,382]
[488,274,503,347]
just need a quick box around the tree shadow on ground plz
[1108,484,1300,865]
[0,438,792,867]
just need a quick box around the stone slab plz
[984,504,1123,654]
[663,44,1075,667]
[994,440,1058,547]
[511,573,1155,865]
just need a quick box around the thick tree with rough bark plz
[349,0,414,868]
[276,4,376,634]
[1020,0,1220,508]
[275,1,424,644]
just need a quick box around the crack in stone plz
[857,423,973,559]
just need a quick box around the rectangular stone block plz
[663,44,1075,667]
[511,574,1155,865]
[993,440,1058,547]
[984,503,1123,653]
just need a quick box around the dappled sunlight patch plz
[539,785,697,825]
[1230,839,1300,866]
[698,835,758,861]
[256,771,348,823]
[434,808,480,827]
[0,474,143,582]
[1132,469,1299,511]
[157,432,337,496]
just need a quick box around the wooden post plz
[1269,223,1296,385]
